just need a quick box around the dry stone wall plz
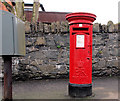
[0,21,119,81]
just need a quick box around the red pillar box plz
[66,12,96,97]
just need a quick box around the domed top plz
[66,12,96,25]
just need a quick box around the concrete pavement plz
[0,77,119,100]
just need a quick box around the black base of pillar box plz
[69,83,92,98]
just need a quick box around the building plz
[25,11,68,23]
[24,3,69,23]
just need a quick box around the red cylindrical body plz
[66,12,96,97]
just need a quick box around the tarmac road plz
[0,77,119,100]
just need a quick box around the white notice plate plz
[79,24,82,27]
[76,35,85,48]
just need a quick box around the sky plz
[24,0,120,24]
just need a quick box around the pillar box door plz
[66,12,96,97]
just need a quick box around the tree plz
[15,0,25,21]
[32,0,40,23]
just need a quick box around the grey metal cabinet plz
[0,10,25,56]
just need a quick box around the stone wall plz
[0,21,119,81]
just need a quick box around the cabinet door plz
[0,11,14,55]
[70,33,92,84]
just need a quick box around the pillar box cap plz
[66,12,96,25]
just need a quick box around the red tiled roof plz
[25,11,69,23]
